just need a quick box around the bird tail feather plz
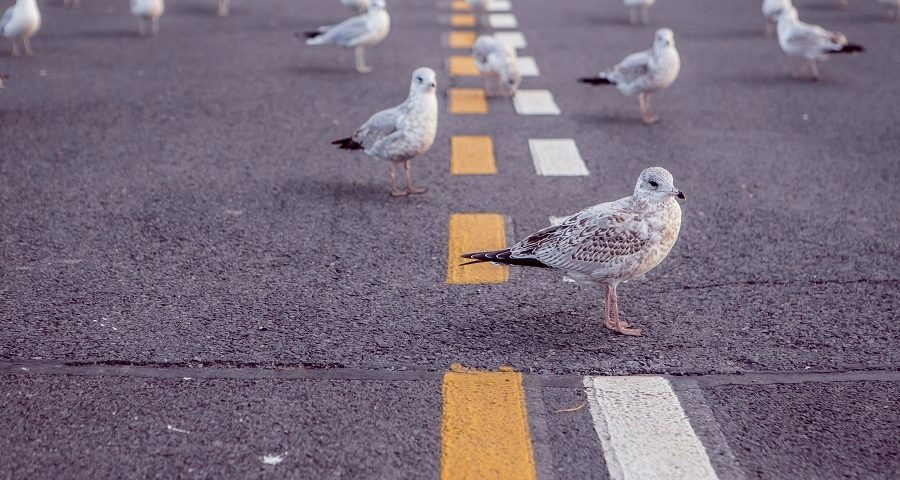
[830,43,864,54]
[460,249,550,268]
[331,137,364,150]
[578,76,614,86]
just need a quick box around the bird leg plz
[23,37,34,56]
[218,0,230,16]
[628,7,638,25]
[605,284,642,336]
[151,18,160,36]
[603,285,615,331]
[355,46,373,73]
[138,19,147,36]
[389,163,407,197]
[809,60,820,81]
[641,5,651,25]
[764,22,774,37]
[404,159,426,194]
[11,40,20,57]
[639,92,659,124]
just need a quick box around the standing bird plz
[877,0,900,20]
[462,167,685,337]
[218,0,230,17]
[1,0,41,57]
[776,6,864,81]
[130,0,165,36]
[340,0,371,14]
[472,34,521,97]
[331,68,438,196]
[578,28,680,125]
[624,0,655,25]
[762,0,792,36]
[303,0,390,73]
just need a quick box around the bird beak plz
[673,190,686,201]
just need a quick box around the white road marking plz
[513,90,561,115]
[549,216,575,282]
[494,31,527,49]
[488,13,518,28]
[516,57,540,77]
[583,376,720,480]
[487,0,512,11]
[529,139,588,176]
[261,454,284,465]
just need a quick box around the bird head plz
[370,0,386,10]
[634,167,685,203]
[654,28,676,50]
[410,67,437,94]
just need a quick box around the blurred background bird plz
[1,0,41,56]
[303,0,390,73]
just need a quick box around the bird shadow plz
[280,176,400,204]
[289,64,358,76]
[169,4,220,16]
[729,72,836,87]
[568,111,647,127]
[585,13,635,27]
[685,28,767,41]
[78,30,141,40]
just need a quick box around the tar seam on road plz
[447,55,480,77]
[451,136,496,175]
[445,213,508,284]
[529,139,589,175]
[584,375,719,480]
[448,87,488,114]
[440,367,537,480]
[514,90,562,115]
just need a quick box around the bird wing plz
[352,104,403,149]
[606,49,652,83]
[510,202,650,271]
[0,8,13,33]
[785,21,845,53]
[318,13,370,45]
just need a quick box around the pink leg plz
[604,284,642,336]
[389,163,407,197]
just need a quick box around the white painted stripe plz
[549,216,575,282]
[493,31,527,49]
[529,139,589,176]
[516,57,540,77]
[513,90,560,116]
[583,376,720,480]
[488,13,518,28]
[487,0,512,11]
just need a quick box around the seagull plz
[130,0,165,36]
[624,0,655,25]
[472,35,521,97]
[1,0,41,57]
[462,167,685,337]
[330,68,438,196]
[218,0,230,17]
[776,5,864,81]
[303,0,390,73]
[340,0,371,14]
[762,0,792,36]
[578,28,680,124]
[877,0,900,20]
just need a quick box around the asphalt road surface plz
[1,0,899,478]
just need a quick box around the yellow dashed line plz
[451,0,470,10]
[450,13,476,28]
[448,55,480,77]
[451,136,496,175]
[440,365,537,480]
[448,88,488,115]
[446,213,507,284]
[448,31,476,49]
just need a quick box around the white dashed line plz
[528,139,589,176]
[516,57,540,77]
[513,90,561,115]
[583,376,720,480]
[488,13,518,28]
[487,0,512,11]
[493,31,527,49]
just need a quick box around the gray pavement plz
[1,0,899,478]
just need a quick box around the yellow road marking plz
[448,31,476,49]
[448,56,480,77]
[450,14,476,28]
[448,88,487,115]
[446,213,507,284]
[451,0,470,10]
[451,136,496,175]
[440,365,537,480]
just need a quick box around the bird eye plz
[649,180,659,188]
[416,76,423,82]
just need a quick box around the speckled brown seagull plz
[462,167,685,336]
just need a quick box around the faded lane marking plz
[488,0,512,11]
[447,31,476,49]
[513,90,561,115]
[451,0,469,10]
[494,31,526,49]
[448,88,488,114]
[584,376,719,480]
[516,57,540,77]
[451,136,497,175]
[446,213,507,284]
[450,14,476,28]
[529,139,589,176]
[441,365,536,480]
[448,55,480,77]
[488,13,518,28]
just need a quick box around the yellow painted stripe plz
[446,213,507,284]
[448,31,476,49]
[450,14,476,28]
[448,55,480,77]
[451,136,496,175]
[448,88,487,115]
[451,0,470,10]
[440,365,537,480]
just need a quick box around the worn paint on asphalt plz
[446,213,507,284]
[451,136,496,175]
[529,139,589,176]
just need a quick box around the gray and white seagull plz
[303,0,390,73]
[462,167,685,336]
[331,67,438,196]
[776,5,864,81]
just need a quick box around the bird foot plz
[406,186,427,195]
[604,322,643,336]
[390,189,409,197]
[356,65,373,74]
[641,114,659,125]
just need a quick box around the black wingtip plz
[460,250,550,269]
[331,137,364,150]
[578,77,612,86]
[299,30,322,39]
[835,43,864,54]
